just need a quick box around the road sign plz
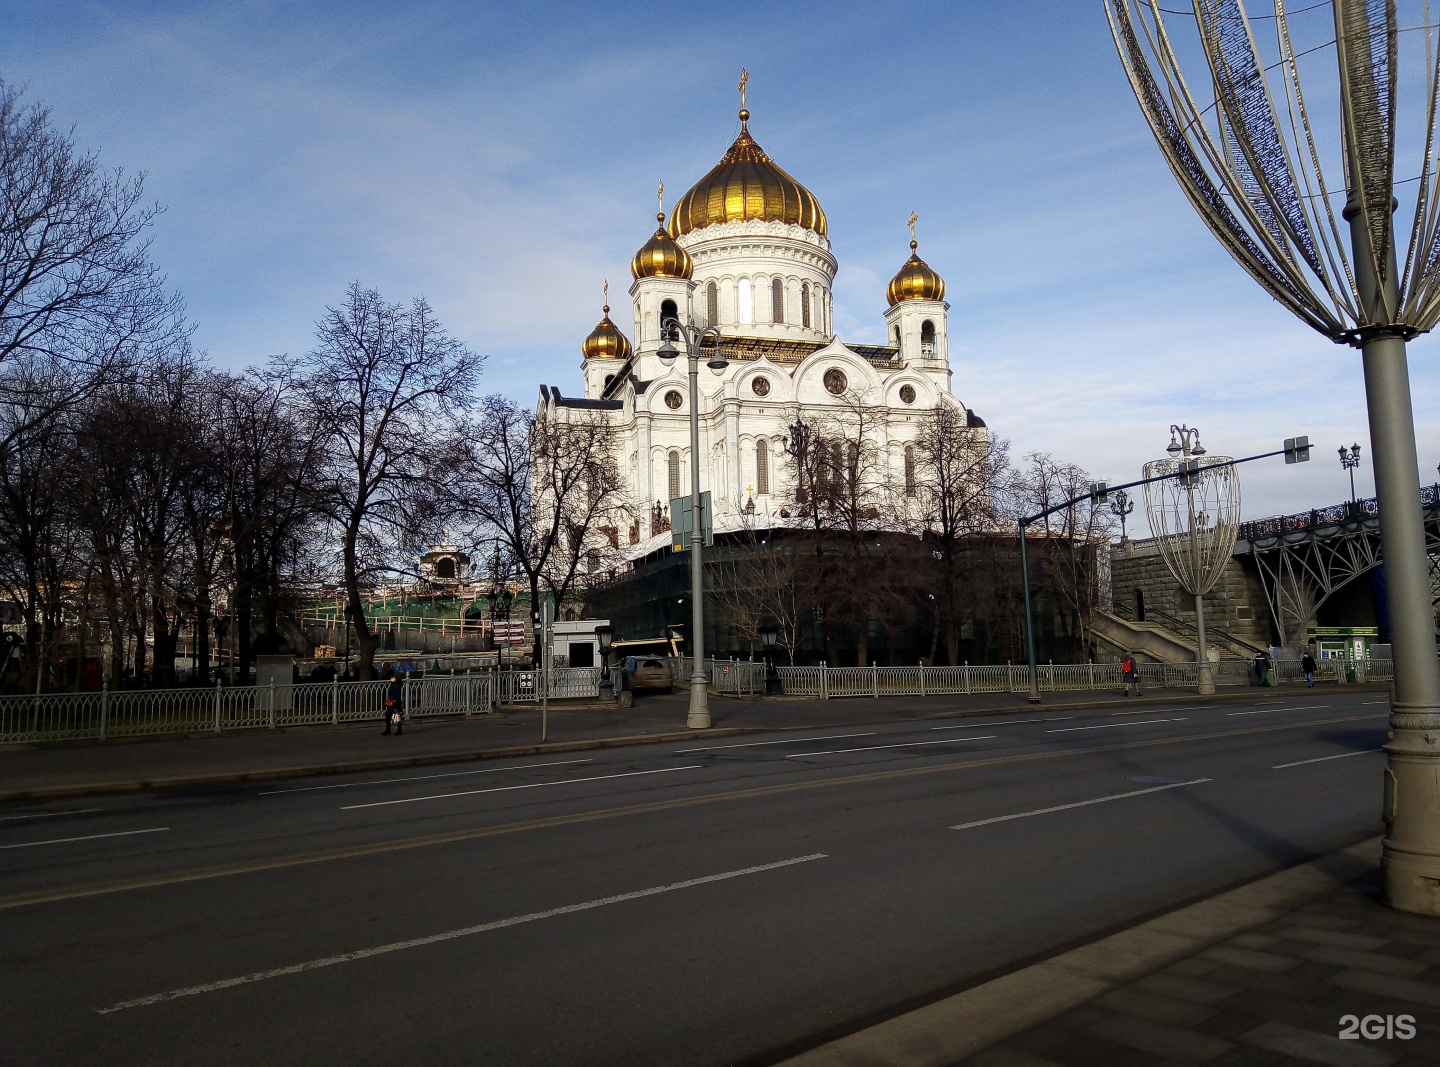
[1284,435,1312,463]
[517,672,534,690]
[670,492,713,550]
[492,621,527,645]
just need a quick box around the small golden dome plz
[631,212,694,280]
[887,241,946,306]
[668,110,827,238]
[581,305,632,361]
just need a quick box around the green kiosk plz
[1306,626,1380,683]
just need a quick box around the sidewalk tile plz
[1007,1025,1147,1067]
[1201,946,1303,974]
[1170,959,1223,978]
[1193,1007,1268,1041]
[1330,969,1440,1008]
[1280,927,1391,952]
[1202,1049,1287,1067]
[1096,987,1218,1027]
[1134,972,1238,1006]
[1300,946,1429,977]
[1290,912,1362,931]
[1238,1020,1397,1067]
[966,1048,1068,1067]
[1231,934,1283,950]
[1085,1014,1234,1063]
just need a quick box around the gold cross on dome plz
[908,211,919,243]
[603,279,609,309]
[657,180,664,215]
[739,68,749,110]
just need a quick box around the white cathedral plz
[539,92,985,558]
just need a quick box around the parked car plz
[629,658,674,693]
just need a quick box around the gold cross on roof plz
[657,180,664,215]
[739,68,749,110]
[908,211,919,244]
[603,279,609,310]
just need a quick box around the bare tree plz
[910,404,1015,664]
[1013,451,1115,661]
[450,395,623,661]
[0,80,181,453]
[292,283,480,679]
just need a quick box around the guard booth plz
[1307,626,1379,682]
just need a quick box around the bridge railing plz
[1237,484,1440,544]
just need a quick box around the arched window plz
[904,445,917,496]
[603,374,615,391]
[801,282,811,328]
[1134,588,1146,622]
[668,451,681,503]
[738,278,753,325]
[660,299,678,337]
[921,319,936,356]
[435,557,456,580]
[706,281,718,326]
[756,438,770,495]
[771,277,784,324]
[893,325,901,346]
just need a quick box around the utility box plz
[1307,626,1379,682]
[255,655,295,711]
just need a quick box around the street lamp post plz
[595,624,615,701]
[1339,443,1362,504]
[1167,425,1217,696]
[658,315,727,730]
[1109,488,1135,543]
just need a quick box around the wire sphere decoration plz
[1105,0,1440,345]
[1141,456,1242,597]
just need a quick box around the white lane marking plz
[787,737,996,758]
[1251,704,1328,713]
[1273,749,1385,769]
[675,732,875,753]
[930,718,1064,730]
[0,807,103,823]
[0,827,169,851]
[1046,718,1186,733]
[1113,705,1216,716]
[1227,710,1277,716]
[98,852,828,1013]
[341,765,704,810]
[258,759,594,795]
[1363,700,1389,705]
[951,779,1212,830]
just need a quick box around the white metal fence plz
[702,656,1386,699]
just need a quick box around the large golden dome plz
[667,110,827,238]
[581,304,632,361]
[631,213,693,279]
[887,241,946,306]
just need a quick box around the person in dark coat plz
[1301,649,1317,688]
[383,669,404,735]
[1121,654,1140,697]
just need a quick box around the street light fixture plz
[1339,443,1363,504]
[1109,488,1135,543]
[659,314,727,729]
[595,624,615,701]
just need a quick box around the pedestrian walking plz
[383,669,404,735]
[1253,649,1272,687]
[1121,653,1140,697]
[621,654,638,694]
[1301,649,1317,688]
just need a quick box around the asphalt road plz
[0,690,1391,1066]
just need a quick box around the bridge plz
[1235,485,1440,647]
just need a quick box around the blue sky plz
[3,0,1437,526]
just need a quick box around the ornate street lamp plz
[595,624,615,701]
[658,314,727,729]
[1142,425,1240,697]
[1109,488,1135,543]
[1339,443,1363,503]
[1107,0,1440,913]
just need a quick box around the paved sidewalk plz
[0,683,1383,803]
[787,839,1440,1067]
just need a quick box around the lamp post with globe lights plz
[658,315,727,729]
[1339,443,1363,504]
[1109,489,1135,544]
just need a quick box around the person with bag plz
[383,668,405,735]
[1121,653,1140,697]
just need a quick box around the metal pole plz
[1018,521,1040,703]
[100,682,109,740]
[687,334,711,729]
[267,680,276,730]
[215,679,223,733]
[331,673,338,726]
[1183,443,1216,695]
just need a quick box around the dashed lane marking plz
[951,779,1212,830]
[930,719,1064,730]
[258,759,595,795]
[787,737,996,758]
[0,827,169,850]
[1046,719,1186,733]
[340,765,705,810]
[97,852,828,1014]
[1272,749,1385,769]
[0,808,103,823]
[674,733,875,753]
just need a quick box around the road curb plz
[0,727,763,804]
[777,837,1382,1067]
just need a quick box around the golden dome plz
[887,241,946,306]
[631,212,694,279]
[581,305,632,361]
[667,109,827,238]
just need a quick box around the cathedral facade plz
[539,96,984,558]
